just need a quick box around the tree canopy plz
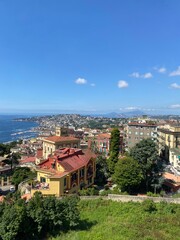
[113,157,143,194]
[108,128,120,174]
[11,167,36,189]
[0,192,80,240]
[129,138,163,191]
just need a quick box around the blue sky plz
[0,0,180,115]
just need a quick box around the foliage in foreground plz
[51,199,180,240]
[0,192,80,240]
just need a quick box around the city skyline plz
[0,1,180,115]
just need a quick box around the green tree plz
[108,128,120,174]
[0,144,10,156]
[95,155,109,185]
[0,200,27,240]
[11,167,36,189]
[113,157,143,194]
[129,138,162,192]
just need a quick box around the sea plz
[0,115,39,143]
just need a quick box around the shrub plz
[142,199,157,213]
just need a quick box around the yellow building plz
[31,148,96,197]
[157,125,180,160]
[42,136,80,159]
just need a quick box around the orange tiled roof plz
[163,172,180,185]
[21,157,36,164]
[44,136,79,143]
[97,133,111,139]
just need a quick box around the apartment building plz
[157,125,180,161]
[125,122,157,149]
[42,127,80,159]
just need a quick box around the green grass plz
[50,199,180,240]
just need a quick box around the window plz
[40,177,46,183]
[64,178,66,187]
[135,132,138,135]
[129,131,131,134]
[71,172,77,182]
[87,165,93,177]
[80,168,84,178]
[140,132,143,135]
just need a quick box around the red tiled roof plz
[21,157,36,163]
[38,148,96,177]
[97,133,111,140]
[44,136,79,143]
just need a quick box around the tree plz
[0,192,81,240]
[113,157,143,194]
[95,155,109,185]
[108,128,120,174]
[0,200,28,240]
[11,167,36,189]
[129,138,163,192]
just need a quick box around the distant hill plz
[89,110,146,118]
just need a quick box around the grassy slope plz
[51,199,180,240]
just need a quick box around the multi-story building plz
[169,148,180,170]
[31,148,96,197]
[93,133,111,156]
[42,127,80,159]
[89,130,124,156]
[125,122,157,149]
[157,125,180,161]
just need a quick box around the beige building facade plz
[125,122,157,149]
[157,125,180,161]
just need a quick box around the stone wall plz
[80,194,180,204]
[108,194,180,204]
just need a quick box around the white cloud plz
[130,72,140,78]
[118,80,128,88]
[143,72,153,79]
[170,83,180,89]
[158,67,166,73]
[130,72,153,79]
[90,83,95,87]
[154,67,166,73]
[169,66,180,76]
[75,78,87,84]
[170,104,180,109]
[125,107,141,110]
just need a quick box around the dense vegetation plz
[11,167,36,189]
[0,192,80,240]
[51,199,180,240]
[130,138,164,192]
[113,157,143,194]
[108,128,120,174]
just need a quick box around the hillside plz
[51,199,180,240]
